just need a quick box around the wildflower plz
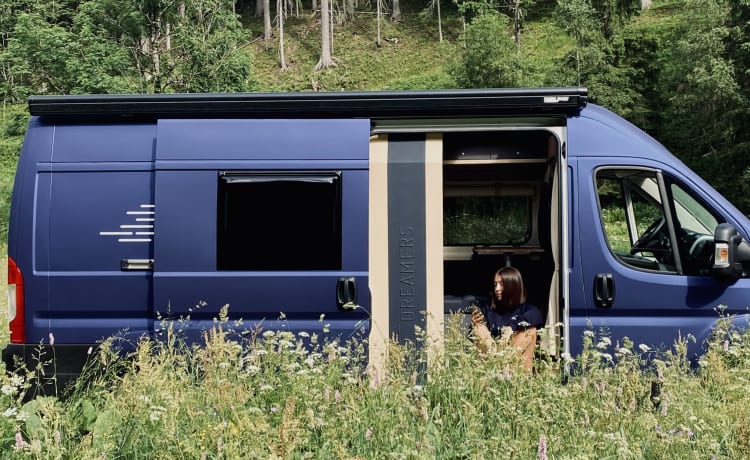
[598,352,613,362]
[87,346,93,355]
[1,384,17,396]
[262,330,275,338]
[617,347,631,355]
[298,331,310,338]
[334,390,341,403]
[324,387,330,400]
[596,337,611,350]
[583,330,595,338]
[3,407,18,418]
[259,384,273,391]
[365,428,373,440]
[270,406,278,413]
[48,332,55,346]
[14,431,25,450]
[638,344,650,353]
[537,434,548,460]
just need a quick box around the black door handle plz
[594,273,615,308]
[336,277,357,310]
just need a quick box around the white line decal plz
[100,203,156,244]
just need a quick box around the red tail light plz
[7,256,26,343]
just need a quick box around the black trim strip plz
[388,134,427,344]
[29,88,588,120]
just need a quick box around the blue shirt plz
[479,302,544,337]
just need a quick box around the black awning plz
[29,87,587,121]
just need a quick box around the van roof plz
[28,87,588,121]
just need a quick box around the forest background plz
[0,0,750,237]
[1,1,750,457]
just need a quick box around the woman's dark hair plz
[492,266,527,309]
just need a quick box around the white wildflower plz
[584,330,595,338]
[638,344,650,353]
[3,407,18,418]
[262,330,275,338]
[298,331,310,338]
[1,384,17,396]
[617,347,631,355]
[259,384,273,391]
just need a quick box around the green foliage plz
[452,13,525,88]
[1,312,750,457]
[654,0,748,212]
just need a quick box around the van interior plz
[440,128,561,355]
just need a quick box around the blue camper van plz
[4,88,750,392]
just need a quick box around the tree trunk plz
[391,0,401,21]
[512,0,521,47]
[278,0,287,69]
[437,0,442,42]
[264,0,272,50]
[315,0,336,69]
[330,0,335,55]
[376,0,382,47]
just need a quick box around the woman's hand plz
[470,306,486,327]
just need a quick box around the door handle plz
[121,259,154,271]
[593,273,615,308]
[336,277,357,310]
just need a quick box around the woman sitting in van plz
[470,266,543,371]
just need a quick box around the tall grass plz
[1,311,749,458]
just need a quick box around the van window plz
[596,169,676,272]
[596,169,724,275]
[669,182,722,276]
[217,172,342,270]
[444,188,532,245]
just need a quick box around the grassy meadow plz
[1,309,750,458]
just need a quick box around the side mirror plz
[712,223,750,281]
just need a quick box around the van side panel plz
[568,110,750,360]
[36,123,157,345]
[152,119,370,341]
[37,170,154,343]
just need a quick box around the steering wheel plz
[630,216,668,256]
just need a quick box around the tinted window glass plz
[596,169,676,272]
[444,194,531,245]
[217,172,342,270]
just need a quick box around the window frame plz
[216,170,343,271]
